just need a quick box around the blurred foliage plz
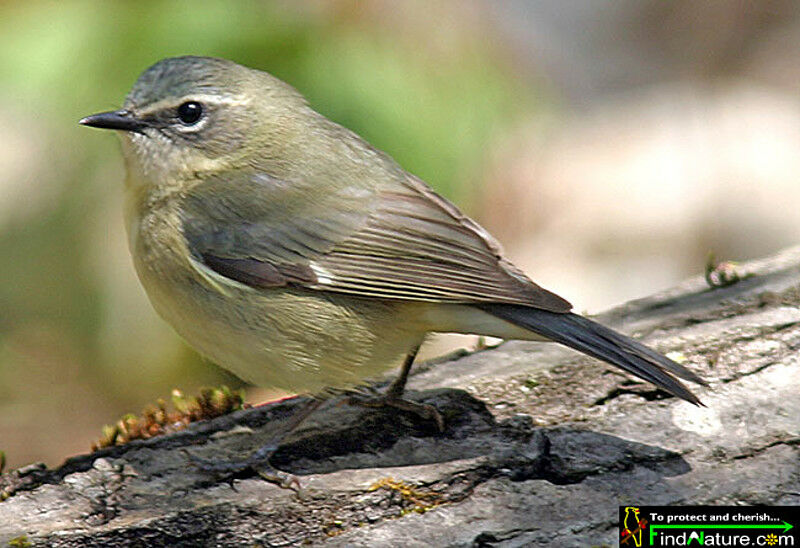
[0,0,545,468]
[92,386,246,451]
[0,0,537,196]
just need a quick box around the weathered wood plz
[2,247,799,547]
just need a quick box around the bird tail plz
[476,304,706,405]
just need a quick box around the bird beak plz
[79,109,145,132]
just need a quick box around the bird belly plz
[128,204,424,395]
[133,248,422,394]
[145,268,423,394]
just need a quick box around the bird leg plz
[346,345,445,431]
[184,397,323,489]
[187,345,443,487]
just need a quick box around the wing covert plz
[181,170,571,312]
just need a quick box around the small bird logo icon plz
[622,506,645,547]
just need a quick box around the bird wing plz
[181,170,571,312]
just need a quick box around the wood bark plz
[2,247,799,547]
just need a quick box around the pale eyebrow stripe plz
[137,94,251,116]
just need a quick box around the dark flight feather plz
[477,303,707,405]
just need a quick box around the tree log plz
[2,247,799,547]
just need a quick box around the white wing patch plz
[310,262,335,285]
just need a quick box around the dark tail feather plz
[477,304,706,405]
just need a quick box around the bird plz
[80,56,705,478]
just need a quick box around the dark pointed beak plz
[79,109,145,132]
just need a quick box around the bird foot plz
[345,394,445,432]
[183,447,301,491]
[183,398,323,493]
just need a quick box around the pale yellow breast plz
[124,191,426,394]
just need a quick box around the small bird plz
[81,56,705,475]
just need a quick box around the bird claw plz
[183,448,252,473]
[346,394,445,432]
[255,466,303,493]
[183,448,303,492]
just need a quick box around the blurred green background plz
[2,0,799,469]
[0,0,546,468]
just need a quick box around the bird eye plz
[177,101,203,125]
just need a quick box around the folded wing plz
[181,170,571,312]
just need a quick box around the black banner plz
[619,505,798,547]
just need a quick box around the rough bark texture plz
[2,247,799,547]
